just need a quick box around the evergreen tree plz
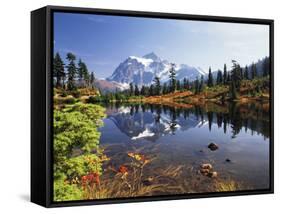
[194,77,200,94]
[90,72,95,88]
[216,69,223,85]
[163,83,168,94]
[251,63,257,79]
[140,85,145,96]
[149,84,154,96]
[53,52,65,88]
[208,67,214,87]
[77,59,84,81]
[227,73,231,82]
[244,65,249,80]
[183,78,188,90]
[176,80,181,91]
[263,57,270,77]
[129,83,134,96]
[66,52,77,90]
[77,59,89,87]
[186,79,190,90]
[230,60,240,98]
[199,75,204,92]
[169,63,177,92]
[134,85,139,96]
[229,80,238,100]
[240,67,244,80]
[223,64,227,85]
[153,76,161,95]
[231,60,240,88]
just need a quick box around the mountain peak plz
[107,53,204,88]
[143,52,160,61]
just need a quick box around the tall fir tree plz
[240,67,244,80]
[129,83,134,96]
[216,69,223,85]
[251,62,257,79]
[183,78,188,90]
[66,52,77,90]
[153,76,161,95]
[244,65,249,80]
[199,75,205,92]
[140,85,145,96]
[194,77,200,94]
[149,84,154,96]
[77,59,89,87]
[77,59,84,81]
[163,83,168,94]
[90,71,95,88]
[229,80,238,100]
[263,57,270,77]
[230,60,241,95]
[53,52,65,88]
[134,85,139,96]
[208,66,214,87]
[231,60,238,86]
[223,64,227,85]
[169,63,177,92]
[186,79,190,90]
[176,80,181,91]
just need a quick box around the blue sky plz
[54,12,269,78]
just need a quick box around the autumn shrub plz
[53,103,105,201]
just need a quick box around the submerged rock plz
[199,163,213,176]
[200,163,213,170]
[208,142,219,151]
[200,163,218,178]
[208,171,218,178]
[200,168,210,175]
[225,158,231,163]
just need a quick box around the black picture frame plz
[31,5,274,208]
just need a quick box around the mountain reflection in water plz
[100,102,269,142]
[99,102,270,192]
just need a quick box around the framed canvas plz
[31,5,274,207]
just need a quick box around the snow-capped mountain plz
[106,52,207,87]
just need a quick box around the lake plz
[98,101,270,195]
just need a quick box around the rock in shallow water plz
[225,158,231,163]
[208,142,219,151]
[200,163,213,170]
[208,171,218,178]
[200,163,218,178]
[200,168,210,176]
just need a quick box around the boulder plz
[225,158,231,163]
[200,163,213,170]
[208,171,218,178]
[200,168,210,176]
[200,163,213,176]
[208,142,219,151]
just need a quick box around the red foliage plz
[81,172,100,187]
[118,165,128,174]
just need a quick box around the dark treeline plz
[101,102,270,139]
[53,52,95,90]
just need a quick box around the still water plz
[99,102,270,194]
